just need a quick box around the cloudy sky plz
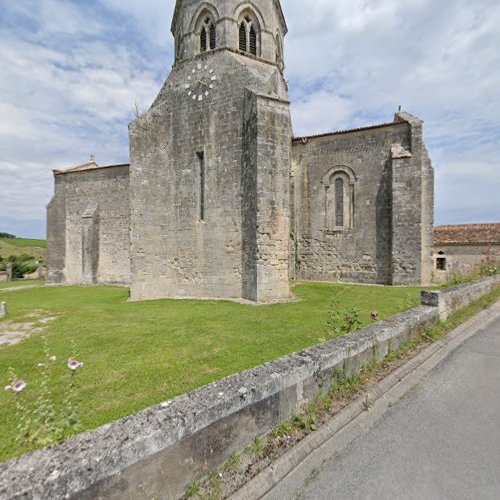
[0,0,499,239]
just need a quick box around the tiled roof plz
[434,223,500,245]
[53,162,129,175]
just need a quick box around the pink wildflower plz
[67,358,83,371]
[13,381,27,393]
[370,311,379,321]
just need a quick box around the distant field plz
[0,238,46,261]
[0,238,46,248]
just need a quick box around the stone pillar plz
[242,90,291,302]
[0,302,7,318]
[6,263,12,282]
[81,204,99,285]
[47,175,67,283]
[391,112,434,286]
[390,145,421,285]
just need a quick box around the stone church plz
[47,0,435,302]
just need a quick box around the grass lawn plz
[0,282,425,463]
[0,280,45,289]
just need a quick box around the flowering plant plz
[323,292,362,340]
[4,337,83,448]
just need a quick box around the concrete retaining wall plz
[0,277,498,499]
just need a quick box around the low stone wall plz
[421,275,499,321]
[1,277,498,499]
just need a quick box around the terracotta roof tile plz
[434,223,500,245]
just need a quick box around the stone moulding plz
[0,276,498,500]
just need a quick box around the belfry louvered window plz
[210,23,216,50]
[200,17,216,53]
[239,23,247,51]
[239,14,258,56]
[249,27,257,55]
[200,28,207,52]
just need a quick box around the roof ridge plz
[292,121,404,142]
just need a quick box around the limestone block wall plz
[47,166,131,285]
[172,0,287,68]
[291,123,409,284]
[291,113,434,286]
[391,112,434,285]
[47,175,67,283]
[129,50,289,302]
[421,275,499,320]
[432,244,500,284]
[242,90,291,302]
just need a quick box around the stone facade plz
[432,223,500,283]
[47,162,130,285]
[47,0,435,300]
[291,113,434,286]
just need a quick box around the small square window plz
[436,258,446,271]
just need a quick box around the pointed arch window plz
[200,17,216,53]
[238,14,259,56]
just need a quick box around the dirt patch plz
[0,314,58,348]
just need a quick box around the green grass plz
[0,282,427,463]
[0,238,46,262]
[0,280,45,289]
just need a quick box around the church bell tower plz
[128,0,292,302]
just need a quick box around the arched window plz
[324,167,355,230]
[200,17,216,53]
[238,13,259,56]
[335,178,344,227]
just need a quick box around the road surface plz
[290,315,500,499]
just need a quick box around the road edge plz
[232,299,500,500]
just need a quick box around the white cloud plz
[291,92,353,137]
[0,0,498,238]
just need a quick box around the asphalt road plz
[295,315,500,500]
